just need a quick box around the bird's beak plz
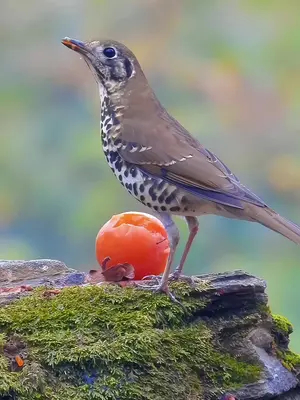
[62,36,105,81]
[61,37,91,56]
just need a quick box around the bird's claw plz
[141,274,161,285]
[138,273,195,307]
[136,279,166,292]
[169,270,181,281]
[136,279,185,308]
[169,272,196,285]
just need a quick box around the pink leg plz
[173,216,199,279]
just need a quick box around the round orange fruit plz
[95,212,170,280]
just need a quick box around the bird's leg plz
[156,214,180,292]
[171,216,199,281]
[137,213,179,297]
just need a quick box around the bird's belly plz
[102,140,214,216]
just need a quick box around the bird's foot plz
[141,274,162,285]
[169,269,181,281]
[137,279,183,306]
[141,272,196,290]
[169,270,196,285]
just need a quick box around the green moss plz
[276,349,300,372]
[271,314,300,373]
[272,314,293,335]
[0,283,261,399]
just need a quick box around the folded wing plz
[115,111,266,210]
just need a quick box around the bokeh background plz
[1,1,300,349]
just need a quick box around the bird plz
[62,37,300,295]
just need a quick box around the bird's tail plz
[246,204,300,245]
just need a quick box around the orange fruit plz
[95,212,170,280]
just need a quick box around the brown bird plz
[62,37,300,294]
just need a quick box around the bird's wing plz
[115,112,266,209]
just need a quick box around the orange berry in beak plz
[95,212,170,280]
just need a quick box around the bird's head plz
[62,37,139,93]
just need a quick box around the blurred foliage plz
[0,1,300,349]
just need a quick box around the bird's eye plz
[103,47,116,58]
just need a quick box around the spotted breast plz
[99,87,192,215]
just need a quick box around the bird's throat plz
[98,84,122,141]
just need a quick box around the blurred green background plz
[1,1,300,350]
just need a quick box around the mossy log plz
[0,260,299,400]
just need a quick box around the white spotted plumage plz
[97,84,199,215]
